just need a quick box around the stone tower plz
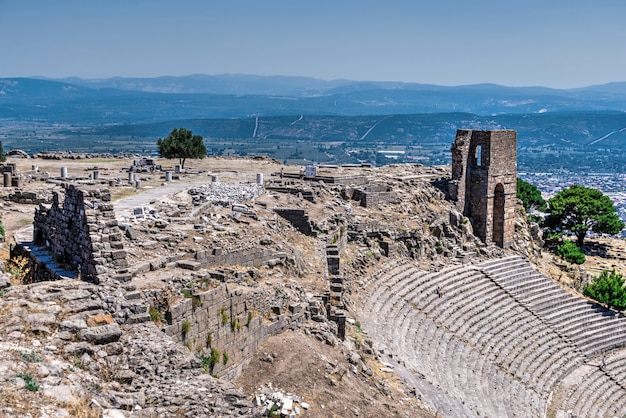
[449,130,517,248]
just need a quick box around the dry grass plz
[64,396,101,418]
[0,387,35,415]
[110,187,138,202]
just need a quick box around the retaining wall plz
[164,283,306,380]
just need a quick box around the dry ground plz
[235,331,434,418]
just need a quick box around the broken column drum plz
[449,130,517,248]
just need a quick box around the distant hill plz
[3,76,626,125]
[1,75,625,173]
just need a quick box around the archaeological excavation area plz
[1,132,625,417]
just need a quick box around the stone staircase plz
[358,256,626,417]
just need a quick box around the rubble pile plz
[189,183,265,206]
[253,384,309,417]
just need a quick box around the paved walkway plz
[113,176,211,217]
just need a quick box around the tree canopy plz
[544,184,624,247]
[583,269,626,311]
[157,128,207,169]
[517,178,547,212]
[0,141,6,163]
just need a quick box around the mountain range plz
[2,75,626,123]
[1,74,625,172]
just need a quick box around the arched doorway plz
[492,183,505,247]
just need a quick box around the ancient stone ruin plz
[31,184,129,283]
[449,129,517,247]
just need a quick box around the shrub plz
[210,348,221,366]
[199,347,222,373]
[21,351,42,363]
[557,240,585,264]
[149,306,163,325]
[205,333,212,348]
[584,269,626,310]
[219,307,228,325]
[246,311,253,327]
[180,289,193,298]
[355,334,362,349]
[181,320,191,338]
[222,351,229,365]
[231,318,241,332]
[6,255,30,284]
[17,372,40,392]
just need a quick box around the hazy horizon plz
[1,0,625,89]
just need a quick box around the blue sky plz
[0,0,624,88]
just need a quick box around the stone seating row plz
[359,259,584,417]
[561,365,626,417]
[480,256,626,357]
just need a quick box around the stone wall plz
[163,283,306,380]
[449,130,517,248]
[194,247,288,268]
[274,208,316,237]
[10,243,75,283]
[32,184,129,283]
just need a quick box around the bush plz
[219,307,228,325]
[231,318,241,332]
[149,306,163,325]
[199,347,221,373]
[6,256,30,284]
[556,240,585,264]
[17,372,39,392]
[222,351,229,365]
[181,320,191,338]
[583,269,626,310]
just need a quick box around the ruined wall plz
[449,130,517,247]
[274,208,316,236]
[33,184,129,283]
[164,284,306,380]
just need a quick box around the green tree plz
[544,185,624,247]
[0,141,6,163]
[157,128,207,169]
[583,269,626,310]
[516,178,547,212]
[556,240,585,264]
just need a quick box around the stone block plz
[111,250,127,260]
[79,323,122,345]
[177,260,201,271]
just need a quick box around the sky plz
[0,0,625,89]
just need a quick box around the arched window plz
[475,145,482,167]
